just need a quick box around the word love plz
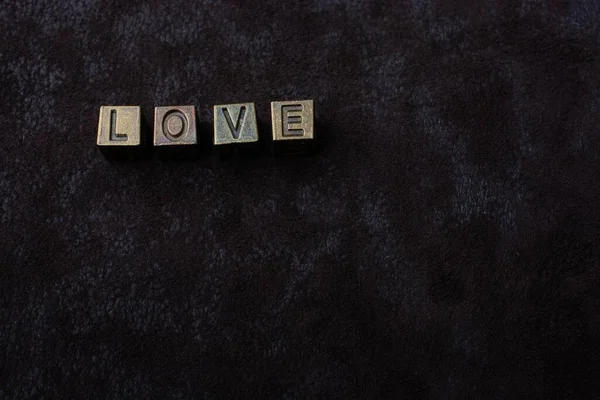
[96,100,314,156]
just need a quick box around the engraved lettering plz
[162,110,188,141]
[282,104,304,137]
[223,106,247,139]
[109,109,128,141]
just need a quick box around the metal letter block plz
[154,106,197,159]
[213,103,259,145]
[154,106,197,146]
[271,100,314,141]
[97,106,141,147]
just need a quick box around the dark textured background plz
[1,1,600,398]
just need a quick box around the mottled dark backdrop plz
[1,1,600,398]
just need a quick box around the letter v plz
[222,106,247,139]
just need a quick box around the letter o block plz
[154,106,197,146]
[154,105,197,159]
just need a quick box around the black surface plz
[1,1,600,398]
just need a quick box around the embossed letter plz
[154,106,197,146]
[271,100,314,141]
[109,110,128,141]
[213,103,258,145]
[97,106,141,147]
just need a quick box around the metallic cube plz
[97,106,141,147]
[271,100,314,141]
[213,103,259,145]
[154,106,197,146]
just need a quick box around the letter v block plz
[213,103,259,146]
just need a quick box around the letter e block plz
[271,100,314,141]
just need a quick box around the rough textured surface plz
[1,1,600,398]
